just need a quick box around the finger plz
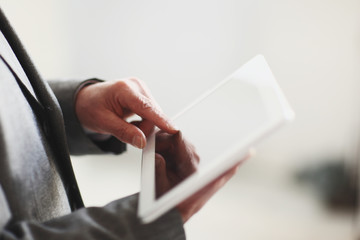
[200,150,254,194]
[155,131,176,153]
[125,92,178,134]
[101,111,146,149]
[177,150,252,223]
[130,119,155,138]
[177,169,231,223]
[155,153,169,198]
[231,148,256,166]
[199,163,242,197]
[154,131,183,154]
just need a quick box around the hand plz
[155,131,199,198]
[155,131,252,223]
[176,161,244,223]
[75,78,178,149]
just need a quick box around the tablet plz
[138,55,294,223]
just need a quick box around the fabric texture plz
[0,7,185,240]
[1,194,185,240]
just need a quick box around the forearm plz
[1,194,185,240]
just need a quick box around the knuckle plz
[129,77,144,85]
[155,154,166,167]
[139,96,153,110]
[113,79,129,90]
[129,76,140,82]
[129,77,149,92]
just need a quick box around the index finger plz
[125,93,178,134]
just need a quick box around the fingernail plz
[132,136,144,149]
[167,121,179,132]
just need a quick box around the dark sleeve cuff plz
[102,194,186,240]
[48,79,126,155]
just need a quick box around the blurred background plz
[1,0,359,239]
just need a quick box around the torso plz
[0,30,71,222]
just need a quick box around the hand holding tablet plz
[176,152,251,223]
[138,55,295,223]
[154,130,253,222]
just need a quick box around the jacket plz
[0,7,185,240]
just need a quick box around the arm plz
[0,79,185,239]
[1,194,185,240]
[72,77,250,223]
[49,76,246,229]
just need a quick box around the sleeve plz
[47,79,127,156]
[1,194,186,240]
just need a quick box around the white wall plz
[1,0,359,239]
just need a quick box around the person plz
[0,7,246,240]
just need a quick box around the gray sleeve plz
[1,194,186,240]
[48,79,126,155]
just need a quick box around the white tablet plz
[138,55,294,223]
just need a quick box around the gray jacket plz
[0,8,185,240]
